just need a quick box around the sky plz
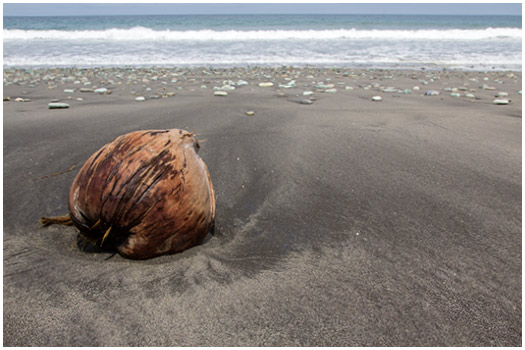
[2,3,523,16]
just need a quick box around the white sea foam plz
[3,27,522,41]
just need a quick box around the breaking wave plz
[4,26,522,41]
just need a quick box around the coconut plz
[43,129,215,259]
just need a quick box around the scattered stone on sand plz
[135,96,146,101]
[496,92,509,97]
[80,88,94,93]
[324,88,337,93]
[382,87,397,93]
[94,88,108,94]
[77,98,84,101]
[451,93,461,97]
[316,83,334,89]
[493,99,510,105]
[481,84,496,90]
[64,89,75,93]
[259,82,274,87]
[279,80,296,89]
[303,91,314,96]
[246,111,255,116]
[300,99,313,105]
[465,94,476,99]
[48,102,70,109]
[372,96,382,102]
[149,95,160,100]
[277,92,286,97]
[14,97,30,102]
[345,86,354,90]
[214,91,228,96]
[413,86,420,91]
[4,97,10,101]
[425,90,440,96]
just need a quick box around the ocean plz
[3,14,522,70]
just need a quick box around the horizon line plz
[4,13,523,17]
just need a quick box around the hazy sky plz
[3,3,523,16]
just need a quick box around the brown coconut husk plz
[41,129,215,259]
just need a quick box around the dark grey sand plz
[3,67,522,346]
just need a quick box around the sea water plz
[3,14,522,70]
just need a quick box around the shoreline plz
[4,64,523,72]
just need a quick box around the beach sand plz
[3,67,522,346]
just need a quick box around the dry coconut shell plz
[67,129,215,259]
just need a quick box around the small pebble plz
[425,90,439,96]
[64,89,75,93]
[496,92,509,97]
[48,102,70,109]
[372,96,382,102]
[80,88,94,93]
[3,97,10,101]
[94,88,108,94]
[246,111,255,116]
[300,99,313,105]
[324,88,337,93]
[259,82,274,87]
[493,99,510,105]
[303,91,314,96]
[135,96,146,101]
[214,91,228,96]
[382,87,397,93]
[450,93,461,97]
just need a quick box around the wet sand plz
[3,67,522,346]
